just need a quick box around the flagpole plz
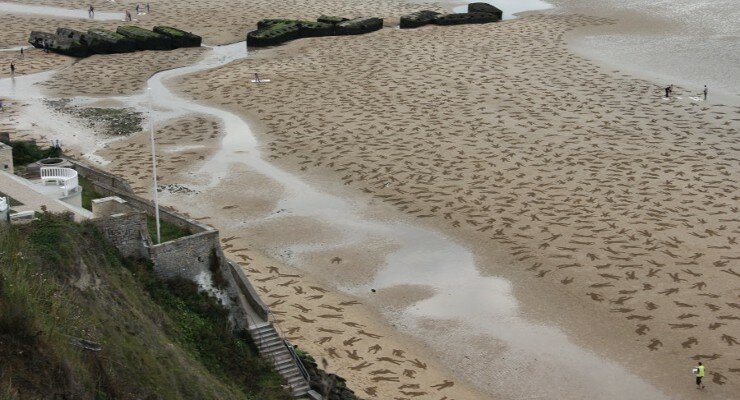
[148,87,161,244]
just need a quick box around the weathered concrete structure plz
[0,142,13,174]
[29,25,201,57]
[79,162,314,398]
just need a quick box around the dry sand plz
[42,47,207,97]
[3,0,739,399]
[0,47,70,79]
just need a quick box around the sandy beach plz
[2,0,738,399]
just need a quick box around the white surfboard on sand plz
[250,79,271,83]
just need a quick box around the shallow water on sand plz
[452,0,553,19]
[556,0,740,102]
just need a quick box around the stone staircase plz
[249,322,311,397]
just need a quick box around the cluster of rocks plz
[246,15,383,47]
[247,3,502,47]
[28,26,201,57]
[400,2,502,29]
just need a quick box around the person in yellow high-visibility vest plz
[694,362,706,389]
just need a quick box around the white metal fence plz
[40,167,79,196]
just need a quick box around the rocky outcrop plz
[247,19,336,47]
[400,10,441,29]
[28,31,89,57]
[336,17,383,35]
[116,26,172,50]
[299,21,335,37]
[55,27,89,44]
[86,28,137,54]
[247,21,302,47]
[432,12,501,25]
[468,2,503,19]
[29,25,199,57]
[317,15,349,25]
[247,5,504,47]
[298,353,360,400]
[153,26,202,47]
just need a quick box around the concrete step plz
[252,336,284,349]
[290,381,311,397]
[247,322,311,398]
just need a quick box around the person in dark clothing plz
[10,62,15,76]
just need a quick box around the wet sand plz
[553,0,740,104]
[172,12,739,399]
[2,0,739,399]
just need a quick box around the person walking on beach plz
[10,62,15,76]
[135,4,140,14]
[254,72,261,83]
[88,5,94,18]
[125,10,132,21]
[664,85,671,98]
[20,47,23,58]
[694,362,706,389]
[146,3,150,13]
[703,85,708,101]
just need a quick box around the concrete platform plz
[0,170,92,221]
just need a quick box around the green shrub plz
[0,214,291,399]
[8,140,61,166]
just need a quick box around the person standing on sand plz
[146,3,150,13]
[694,362,706,389]
[10,62,15,76]
[665,85,671,98]
[20,47,23,58]
[703,85,708,101]
[88,5,94,18]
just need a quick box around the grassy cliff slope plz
[0,213,291,400]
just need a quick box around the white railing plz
[40,167,79,197]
